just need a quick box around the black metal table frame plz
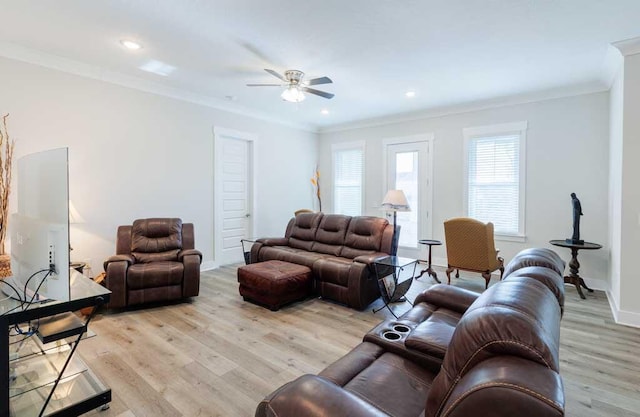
[372,257,419,318]
[1,278,111,417]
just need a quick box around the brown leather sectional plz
[256,248,567,417]
[250,212,396,310]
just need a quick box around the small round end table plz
[416,239,442,283]
[549,239,602,299]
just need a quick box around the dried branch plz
[0,114,15,256]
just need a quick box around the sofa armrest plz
[104,259,131,308]
[182,252,200,298]
[103,254,135,271]
[414,284,480,314]
[353,253,389,265]
[257,237,289,246]
[255,375,388,417]
[434,356,564,417]
[178,249,202,263]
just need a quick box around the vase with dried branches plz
[0,114,16,278]
[310,166,322,212]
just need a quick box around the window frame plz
[331,140,365,216]
[463,121,527,242]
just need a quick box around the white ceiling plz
[0,0,639,130]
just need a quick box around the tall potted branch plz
[0,114,15,278]
[310,166,322,212]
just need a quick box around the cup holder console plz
[393,324,410,333]
[380,323,413,341]
[382,331,402,341]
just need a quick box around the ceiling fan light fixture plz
[281,86,305,102]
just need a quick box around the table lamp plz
[68,200,85,252]
[381,190,410,254]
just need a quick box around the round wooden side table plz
[416,239,442,283]
[549,239,602,299]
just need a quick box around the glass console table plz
[372,256,419,318]
[1,271,111,417]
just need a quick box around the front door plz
[385,140,432,259]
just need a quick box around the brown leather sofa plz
[255,248,566,417]
[250,212,396,310]
[103,218,202,308]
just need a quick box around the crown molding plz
[318,84,607,135]
[0,41,317,133]
[612,36,640,57]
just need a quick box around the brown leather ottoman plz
[237,260,312,310]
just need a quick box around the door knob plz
[245,213,251,218]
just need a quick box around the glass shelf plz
[9,350,89,398]
[10,329,96,362]
[10,366,109,417]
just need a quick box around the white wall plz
[608,54,623,312]
[619,52,640,322]
[0,57,317,274]
[320,93,610,287]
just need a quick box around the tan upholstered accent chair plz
[294,209,314,216]
[443,217,504,289]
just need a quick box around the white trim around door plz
[213,127,257,267]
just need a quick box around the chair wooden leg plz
[446,267,455,285]
[482,272,491,289]
[498,257,505,281]
[455,269,460,278]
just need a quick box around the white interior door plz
[385,139,432,259]
[214,128,255,266]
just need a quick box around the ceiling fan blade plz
[264,68,286,81]
[302,87,335,99]
[246,83,282,87]
[306,76,333,86]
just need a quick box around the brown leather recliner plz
[103,218,202,308]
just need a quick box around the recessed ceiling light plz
[321,109,330,115]
[405,91,416,98]
[139,60,176,76]
[120,39,142,50]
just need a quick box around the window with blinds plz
[332,143,364,216]
[464,122,526,239]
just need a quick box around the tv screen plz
[5,147,70,302]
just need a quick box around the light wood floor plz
[78,265,640,417]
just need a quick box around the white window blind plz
[464,121,526,238]
[333,145,363,216]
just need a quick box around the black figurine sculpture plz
[567,192,584,244]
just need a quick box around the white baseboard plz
[606,291,640,328]
[200,260,217,271]
[581,277,608,292]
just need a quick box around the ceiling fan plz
[247,69,334,102]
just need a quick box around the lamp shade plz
[381,190,410,212]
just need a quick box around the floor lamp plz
[381,190,410,255]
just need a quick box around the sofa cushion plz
[312,256,353,286]
[259,245,328,268]
[341,216,389,259]
[405,309,463,358]
[289,212,324,250]
[503,247,565,278]
[311,214,351,256]
[343,352,436,417]
[127,261,184,290]
[131,218,183,253]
